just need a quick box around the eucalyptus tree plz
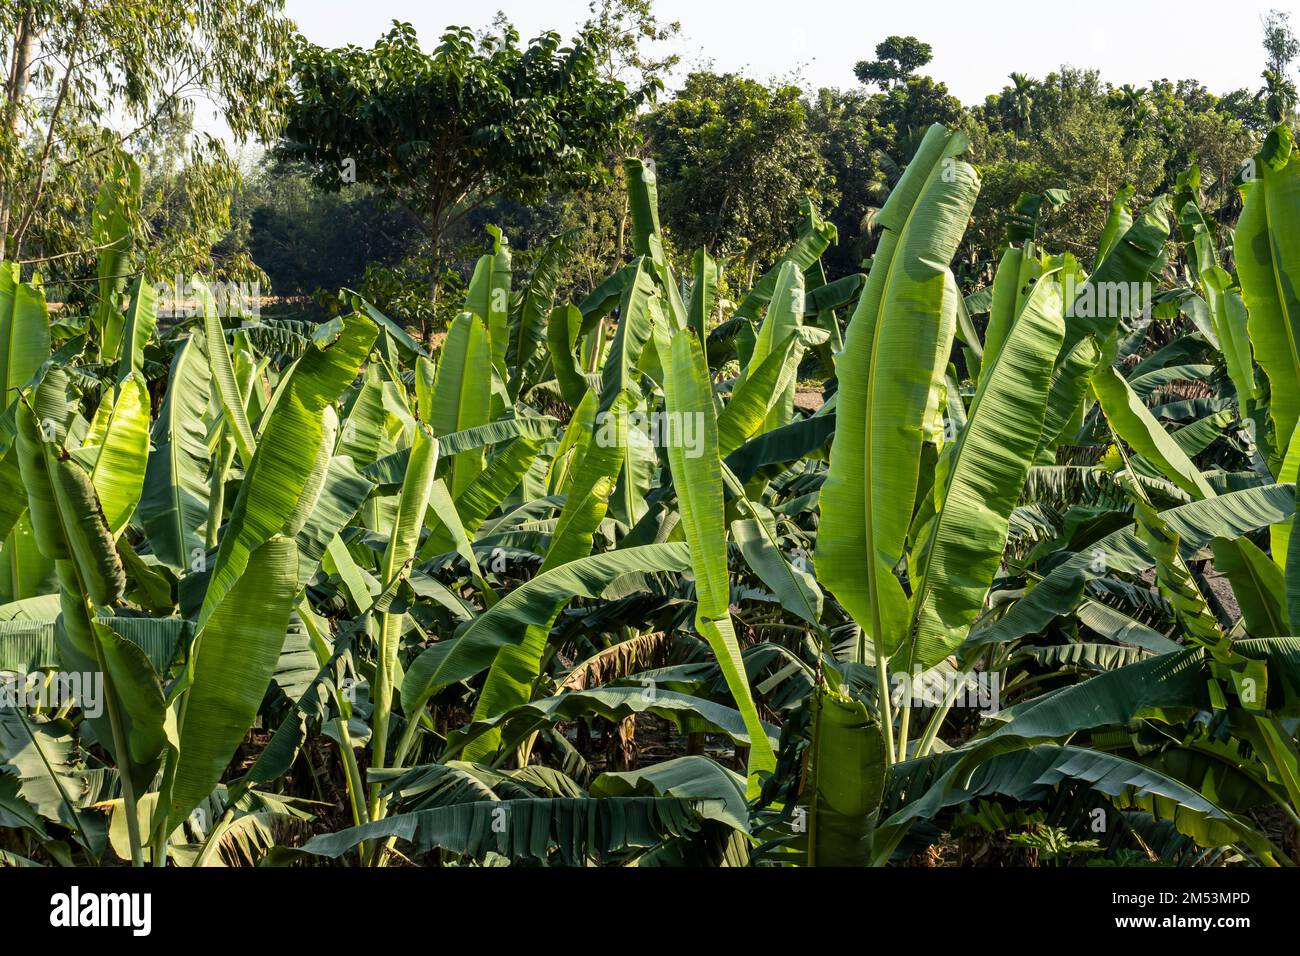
[0,0,294,269]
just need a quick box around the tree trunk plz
[611,714,637,770]
[425,246,444,350]
[0,2,36,261]
[615,189,628,263]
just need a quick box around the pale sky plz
[281,0,1285,101]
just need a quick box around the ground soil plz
[794,389,825,413]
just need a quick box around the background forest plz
[2,1,1290,335]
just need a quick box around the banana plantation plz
[3,119,1300,870]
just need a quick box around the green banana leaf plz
[198,312,376,629]
[1091,365,1215,499]
[428,311,492,499]
[116,276,159,385]
[0,268,51,409]
[1236,126,1300,471]
[661,328,776,787]
[401,543,693,724]
[169,536,300,832]
[288,796,707,864]
[139,333,212,572]
[1212,536,1288,637]
[817,123,980,659]
[900,272,1063,672]
[979,483,1295,645]
[465,225,512,385]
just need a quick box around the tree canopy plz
[854,35,933,90]
[640,72,828,272]
[0,0,294,278]
[277,21,657,258]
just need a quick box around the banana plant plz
[816,123,982,763]
[1237,126,1300,476]
[8,115,1300,872]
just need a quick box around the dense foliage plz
[277,22,655,266]
[232,18,1282,328]
[0,0,294,285]
[3,109,1300,867]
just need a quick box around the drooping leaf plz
[661,329,775,787]
[170,536,300,832]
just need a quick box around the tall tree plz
[276,20,654,301]
[583,0,680,89]
[1259,10,1298,122]
[1263,8,1299,75]
[640,71,828,275]
[573,0,681,270]
[806,87,884,277]
[1109,83,1153,138]
[0,0,294,267]
[854,36,933,91]
[1007,72,1036,134]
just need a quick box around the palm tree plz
[1109,84,1152,138]
[1007,72,1036,134]
[1259,67,1297,123]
